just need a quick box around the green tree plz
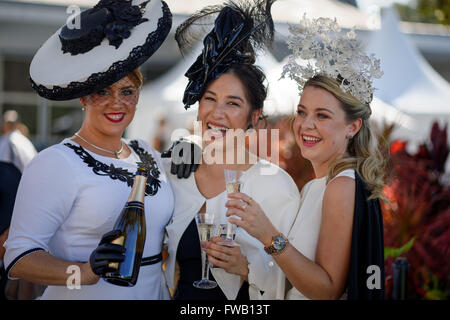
[395,0,450,25]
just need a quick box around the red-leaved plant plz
[382,122,449,299]
[259,117,449,299]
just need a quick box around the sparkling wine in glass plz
[193,212,218,289]
[218,169,243,247]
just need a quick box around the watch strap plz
[264,233,289,255]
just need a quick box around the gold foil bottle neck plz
[127,174,147,203]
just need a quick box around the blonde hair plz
[305,75,388,201]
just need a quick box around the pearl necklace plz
[74,132,124,159]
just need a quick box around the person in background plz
[0,110,38,299]
[0,110,37,173]
[0,161,21,300]
[153,117,171,152]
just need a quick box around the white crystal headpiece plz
[281,15,383,104]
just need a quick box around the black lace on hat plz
[29,0,172,101]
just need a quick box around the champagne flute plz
[210,224,227,269]
[218,169,243,247]
[193,212,218,289]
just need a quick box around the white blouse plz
[163,159,301,300]
[4,138,174,300]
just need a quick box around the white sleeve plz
[244,169,301,299]
[3,147,79,278]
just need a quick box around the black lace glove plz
[89,230,126,276]
[161,138,202,179]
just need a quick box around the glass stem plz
[225,221,234,241]
[201,250,210,280]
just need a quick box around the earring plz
[348,134,353,140]
[81,107,85,111]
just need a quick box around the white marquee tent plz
[366,6,450,149]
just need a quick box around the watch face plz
[273,235,286,250]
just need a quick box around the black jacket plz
[0,161,21,234]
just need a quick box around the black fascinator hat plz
[175,0,276,110]
[30,0,172,101]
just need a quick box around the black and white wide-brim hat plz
[30,0,172,101]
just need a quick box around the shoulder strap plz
[329,169,355,185]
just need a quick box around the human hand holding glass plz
[217,169,243,247]
[194,212,219,289]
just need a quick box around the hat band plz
[59,0,150,56]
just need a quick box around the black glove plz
[161,138,201,179]
[89,230,126,276]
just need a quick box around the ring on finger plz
[241,202,248,210]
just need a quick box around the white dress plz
[163,159,301,300]
[4,138,174,300]
[282,169,355,300]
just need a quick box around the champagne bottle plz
[104,167,148,287]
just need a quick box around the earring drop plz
[81,107,85,111]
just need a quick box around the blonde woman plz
[206,17,387,300]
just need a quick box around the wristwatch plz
[264,233,289,255]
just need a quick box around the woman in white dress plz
[4,0,174,299]
[214,17,387,300]
[162,0,301,300]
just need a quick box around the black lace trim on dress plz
[30,1,172,101]
[64,140,161,196]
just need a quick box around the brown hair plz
[225,64,268,129]
[304,75,388,201]
[127,68,143,88]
